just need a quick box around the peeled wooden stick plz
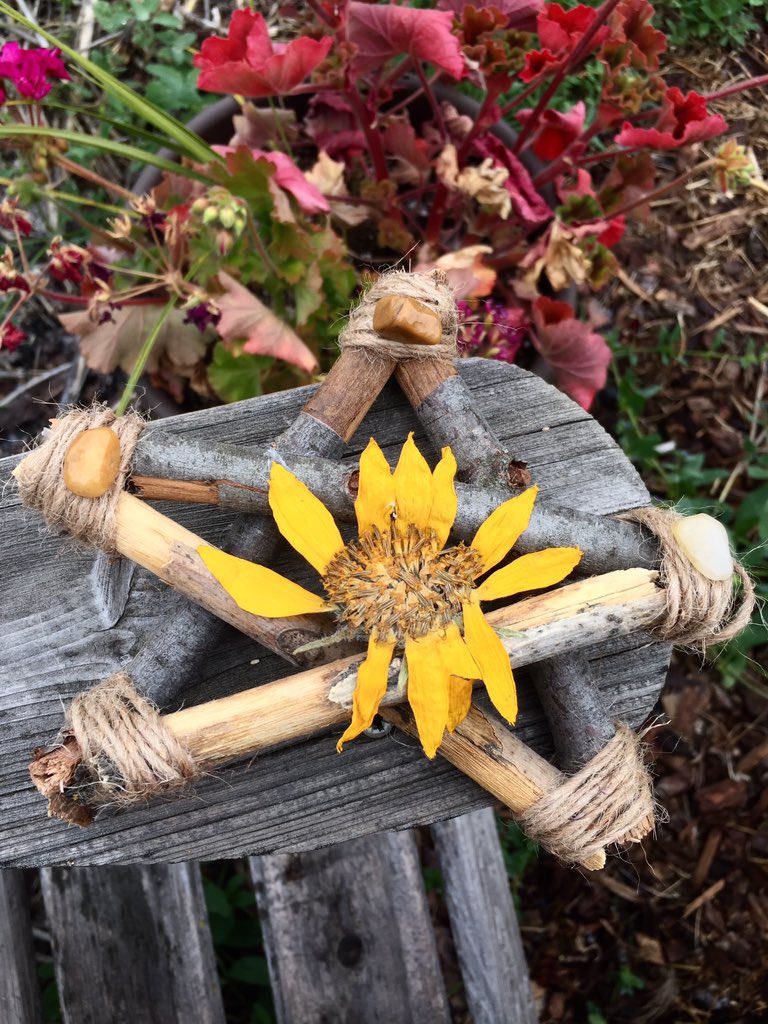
[30,568,662,868]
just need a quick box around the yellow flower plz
[198,435,582,758]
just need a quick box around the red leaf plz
[614,88,727,150]
[537,3,608,53]
[347,2,466,79]
[607,0,666,71]
[520,48,560,83]
[518,101,586,161]
[438,0,543,30]
[216,271,318,372]
[214,145,330,214]
[194,10,332,98]
[531,296,611,409]
[305,92,366,158]
[473,135,552,232]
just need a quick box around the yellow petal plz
[470,486,539,573]
[355,438,395,535]
[336,634,396,752]
[405,633,450,759]
[428,446,458,548]
[476,547,582,602]
[198,546,329,617]
[405,623,479,758]
[393,433,433,535]
[463,599,517,724]
[446,676,473,733]
[269,461,345,574]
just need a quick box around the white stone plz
[672,514,733,582]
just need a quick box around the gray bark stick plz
[131,427,658,577]
[40,864,224,1024]
[432,809,537,1024]
[250,834,451,1024]
[0,870,42,1024]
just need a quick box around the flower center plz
[323,524,483,642]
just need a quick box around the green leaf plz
[208,343,273,403]
[203,879,232,919]
[226,956,271,986]
[0,1,218,166]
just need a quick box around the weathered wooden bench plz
[0,360,668,1021]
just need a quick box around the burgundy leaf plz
[531,296,611,409]
[347,2,466,79]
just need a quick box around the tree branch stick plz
[30,567,662,868]
[128,432,658,577]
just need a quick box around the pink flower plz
[531,296,611,409]
[1,322,26,351]
[517,101,586,160]
[0,42,69,100]
[0,198,32,236]
[47,237,90,285]
[194,10,332,98]
[214,146,330,215]
[614,88,727,150]
[347,2,466,79]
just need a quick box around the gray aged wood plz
[432,809,537,1024]
[0,870,42,1024]
[39,864,224,1024]
[0,360,669,865]
[250,832,451,1024]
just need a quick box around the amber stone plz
[63,427,122,498]
[372,295,442,346]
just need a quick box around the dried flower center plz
[323,523,483,641]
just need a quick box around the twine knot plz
[13,404,143,554]
[65,672,199,807]
[340,268,458,360]
[519,723,655,864]
[622,506,755,647]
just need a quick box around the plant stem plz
[703,73,768,103]
[512,0,622,155]
[114,293,178,416]
[54,154,137,201]
[590,157,715,221]
[347,85,389,182]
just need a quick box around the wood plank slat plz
[0,360,668,864]
[39,863,225,1024]
[432,810,537,1024]
[250,833,451,1024]
[0,870,42,1024]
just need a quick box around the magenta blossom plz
[458,299,527,363]
[0,42,69,100]
[1,322,26,351]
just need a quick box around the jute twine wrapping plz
[519,723,656,864]
[621,506,755,647]
[65,672,199,806]
[14,405,144,554]
[340,268,458,360]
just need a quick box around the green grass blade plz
[33,101,195,157]
[0,1,221,166]
[0,125,215,184]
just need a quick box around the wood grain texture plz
[0,360,669,865]
[40,864,224,1024]
[0,870,42,1024]
[432,810,537,1024]
[250,833,450,1024]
